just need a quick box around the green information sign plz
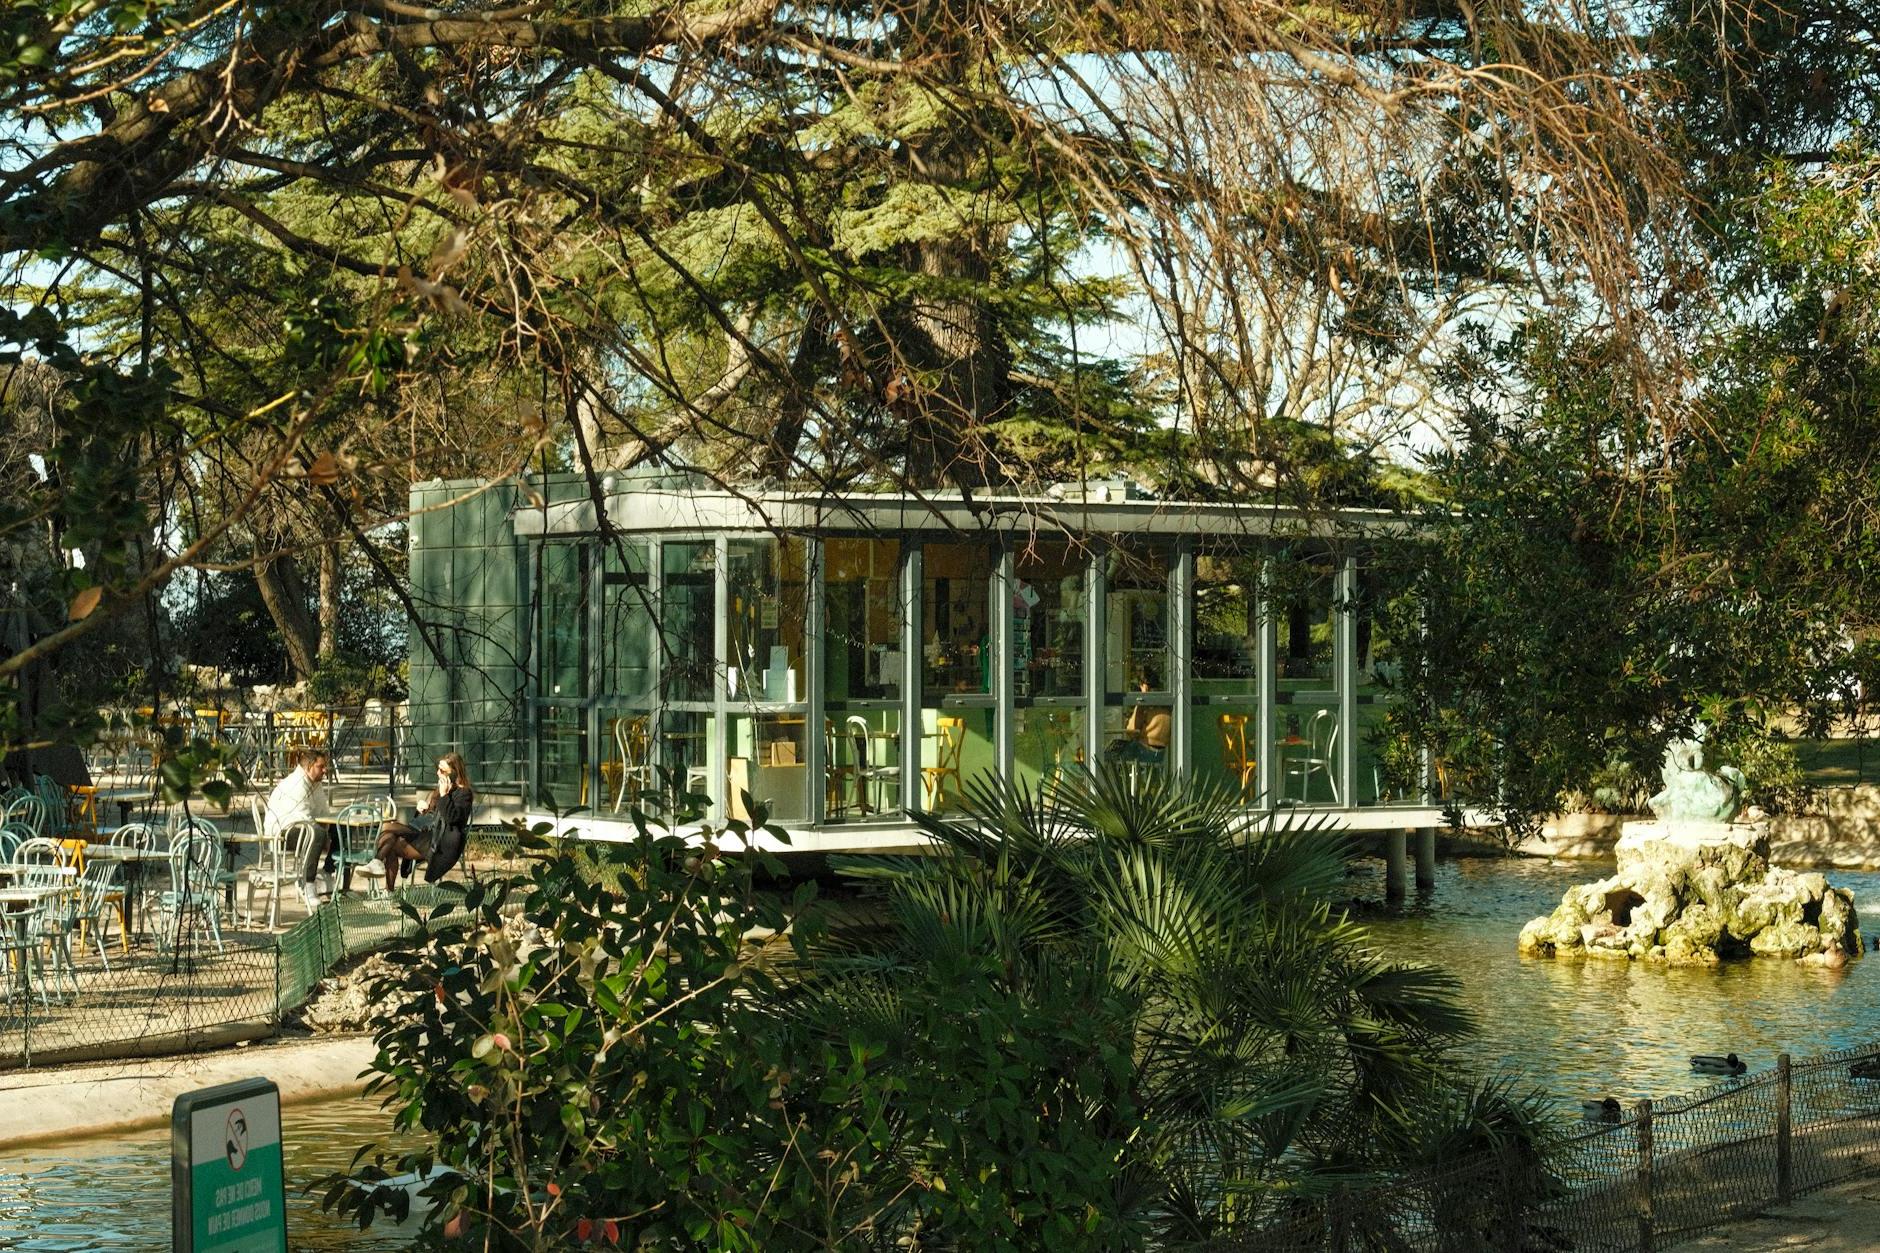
[171,1077,288,1253]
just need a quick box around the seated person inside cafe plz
[1117,669,1171,764]
[376,752,474,890]
[263,747,331,914]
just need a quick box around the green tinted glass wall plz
[407,480,527,791]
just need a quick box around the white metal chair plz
[70,859,122,970]
[13,837,69,887]
[13,838,79,996]
[98,822,159,950]
[333,799,392,893]
[847,716,899,816]
[158,831,226,953]
[1284,709,1341,804]
[247,819,317,929]
[3,794,47,836]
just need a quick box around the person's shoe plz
[365,858,385,876]
[300,886,323,915]
[315,873,334,896]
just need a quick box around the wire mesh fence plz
[0,887,474,1070]
[1221,1044,1880,1251]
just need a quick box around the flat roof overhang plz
[510,488,1413,542]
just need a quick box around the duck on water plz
[1691,1053,1748,1076]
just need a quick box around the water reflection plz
[1351,856,1880,1112]
[0,1093,409,1250]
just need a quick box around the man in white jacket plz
[264,748,331,913]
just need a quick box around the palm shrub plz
[331,777,1538,1249]
[789,769,1489,1245]
[325,816,830,1249]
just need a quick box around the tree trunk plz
[254,549,318,680]
[317,540,342,660]
[759,311,830,480]
[896,44,1011,490]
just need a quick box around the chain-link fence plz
[0,887,472,1070]
[1222,1043,1880,1251]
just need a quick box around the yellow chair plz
[1217,714,1257,801]
[921,716,965,810]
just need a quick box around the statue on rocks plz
[1648,736,1749,824]
[1519,735,1860,967]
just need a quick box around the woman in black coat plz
[377,752,473,889]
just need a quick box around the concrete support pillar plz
[1416,827,1437,891]
[1385,830,1407,903]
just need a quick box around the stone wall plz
[1520,786,1880,869]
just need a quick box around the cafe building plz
[407,472,1454,852]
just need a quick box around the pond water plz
[0,1093,411,1251]
[1349,854,1880,1110]
[4,854,1878,1245]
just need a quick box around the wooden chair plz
[823,720,856,818]
[921,716,965,810]
[605,716,654,812]
[1217,713,1257,801]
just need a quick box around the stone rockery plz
[1518,736,1861,966]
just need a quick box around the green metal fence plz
[1222,1043,1880,1251]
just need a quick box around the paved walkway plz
[1672,1176,1880,1250]
[0,1033,377,1148]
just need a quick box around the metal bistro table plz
[0,884,68,1009]
[218,832,268,911]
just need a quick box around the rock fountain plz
[1518,735,1861,966]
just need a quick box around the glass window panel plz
[1011,542,1087,790]
[1104,545,1171,696]
[1101,544,1171,778]
[1355,546,1421,806]
[922,543,994,698]
[597,709,655,814]
[1272,545,1342,805]
[538,543,588,700]
[1192,548,1262,804]
[600,541,653,702]
[535,705,587,809]
[661,541,717,704]
[1012,542,1085,700]
[917,706,994,815]
[823,537,904,705]
[728,714,810,824]
[1015,706,1086,791]
[657,709,718,817]
[1274,546,1338,688]
[728,538,807,704]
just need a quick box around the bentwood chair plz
[14,838,79,996]
[1216,714,1258,801]
[158,831,226,953]
[3,794,47,837]
[333,800,392,893]
[100,822,159,950]
[920,716,965,812]
[247,819,317,929]
[71,859,122,970]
